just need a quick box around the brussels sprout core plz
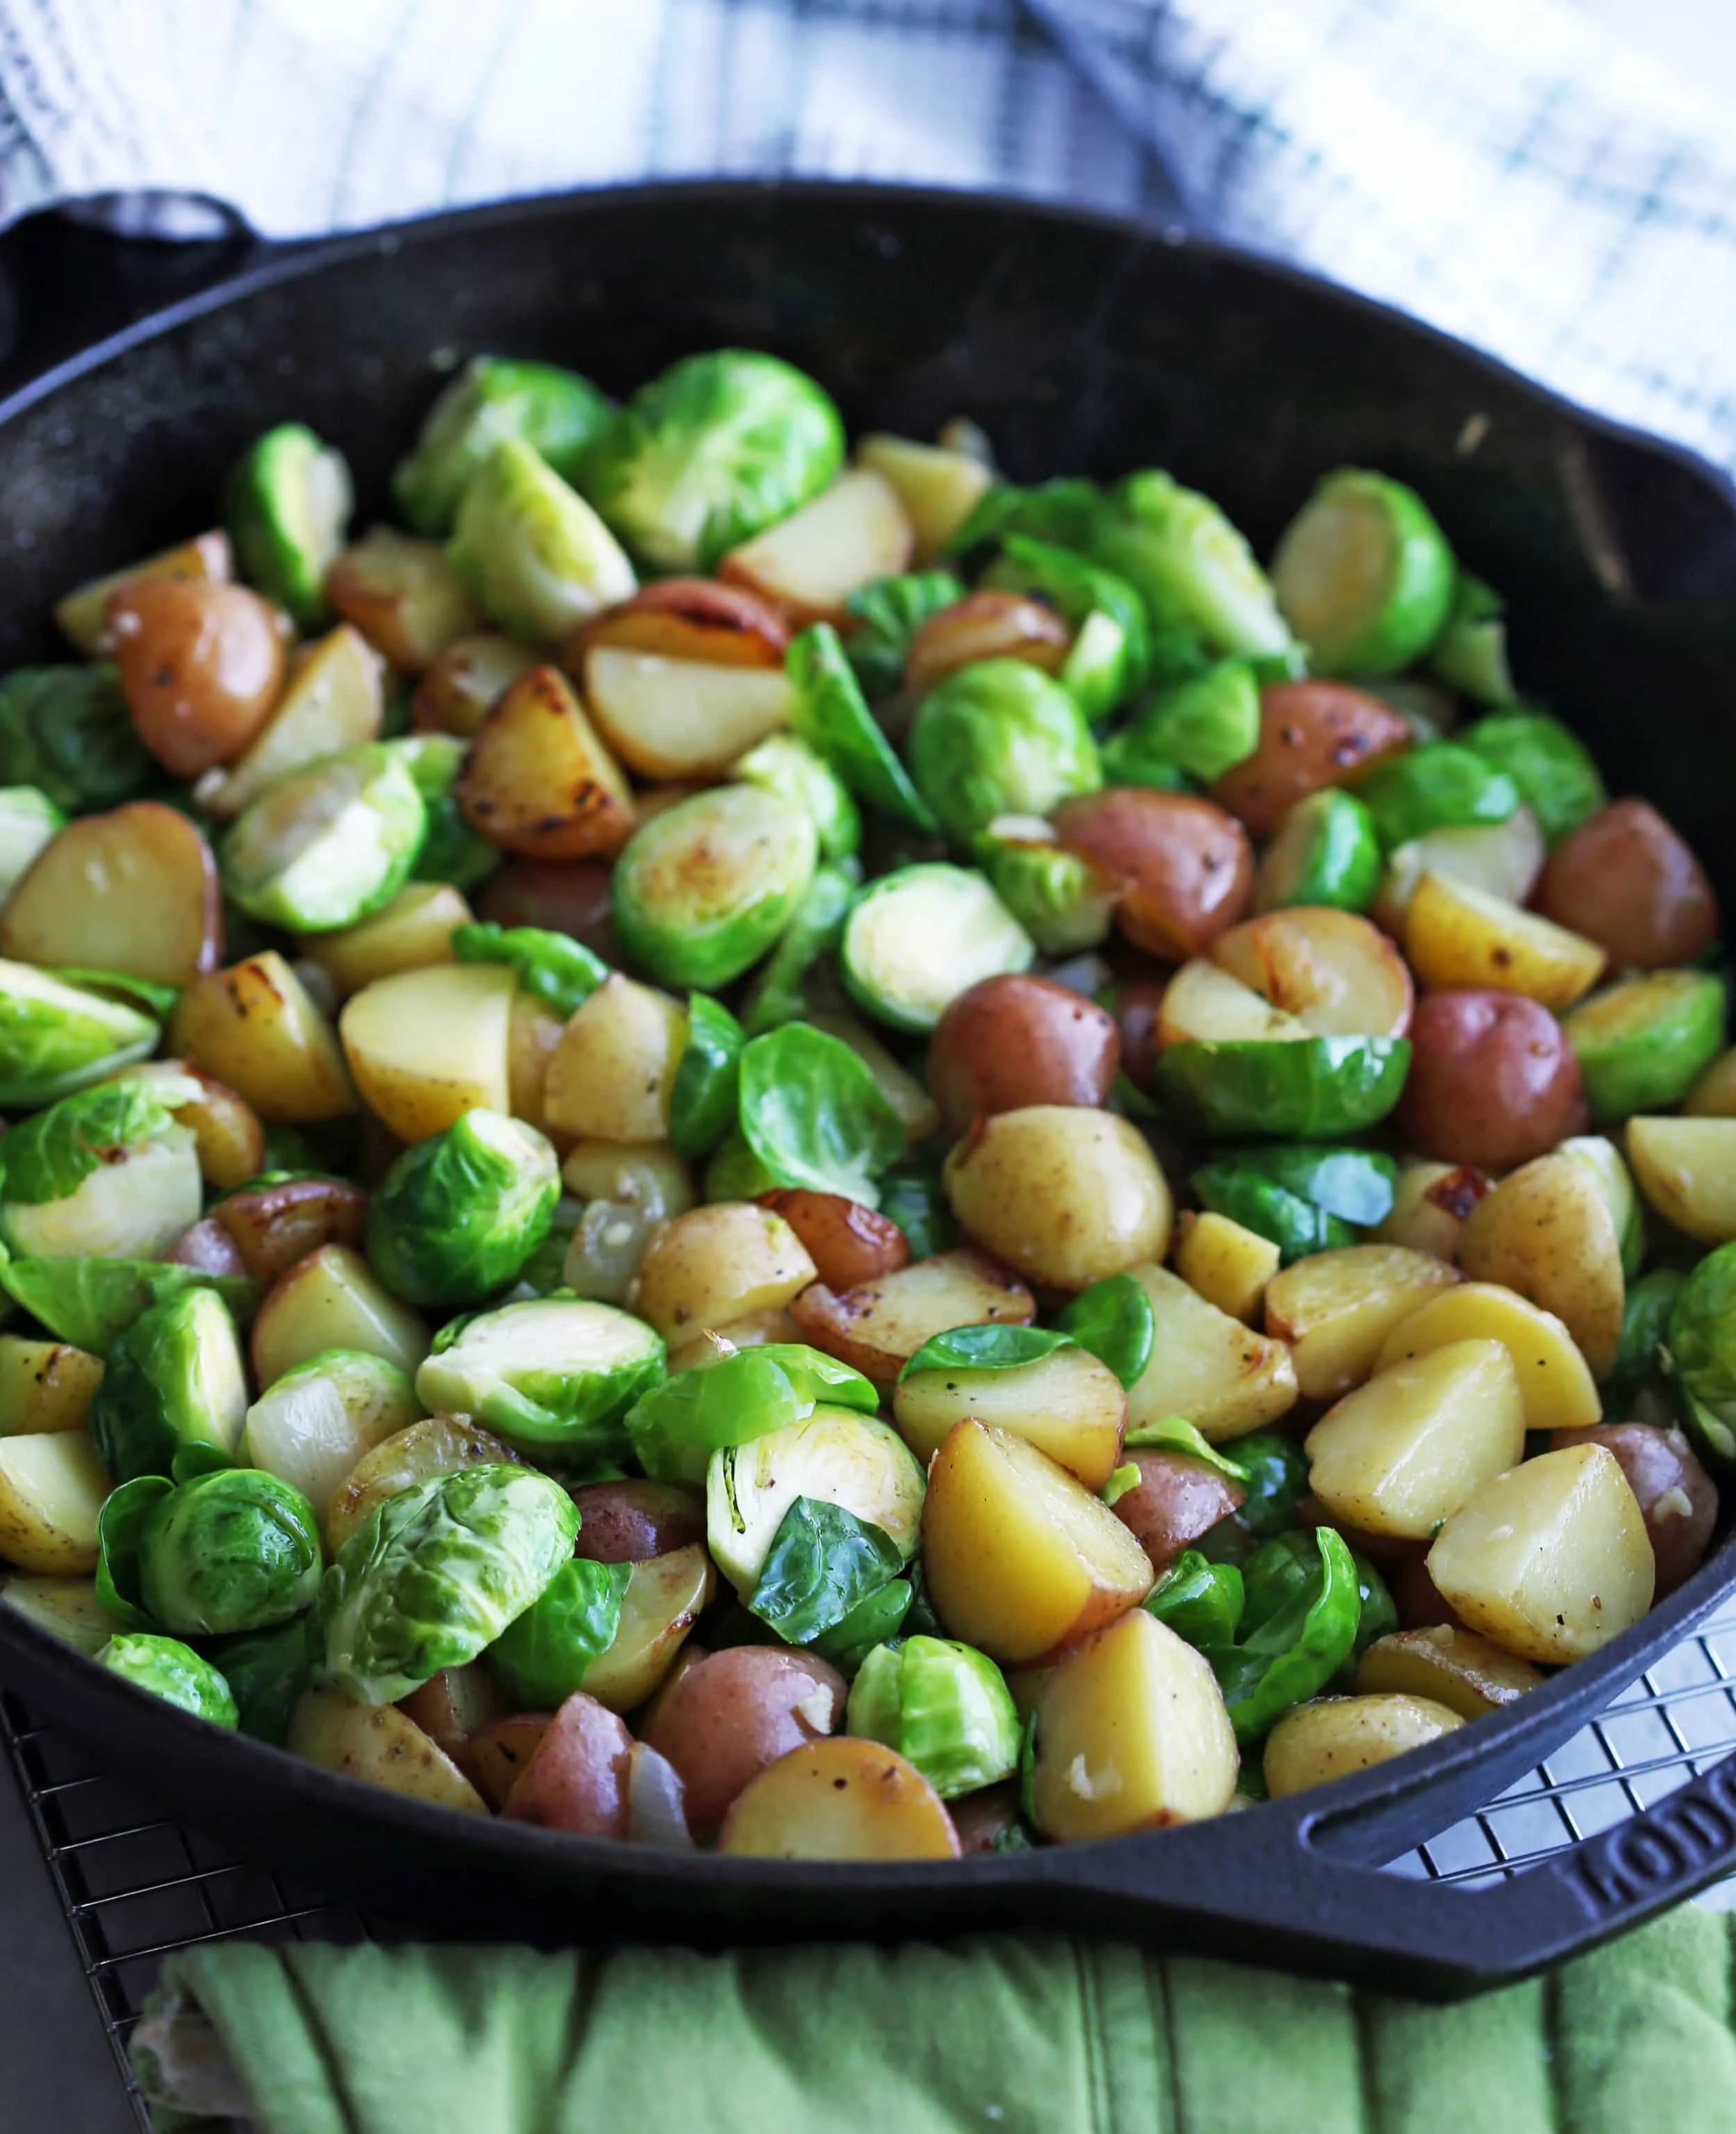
[840,864,1034,1034]
[415,1297,666,1452]
[88,1287,250,1485]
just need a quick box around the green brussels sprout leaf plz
[1191,1162,1355,1265]
[210,1618,316,1746]
[740,863,858,1038]
[1464,710,1605,845]
[0,666,153,815]
[452,921,609,1019]
[1054,1272,1158,1389]
[1430,572,1514,706]
[1144,1550,1246,1647]
[944,478,1103,558]
[0,960,162,1110]
[1201,1525,1362,1744]
[985,535,1152,721]
[96,1474,174,1628]
[1214,1143,1397,1227]
[976,828,1116,958]
[746,1496,904,1647]
[0,1258,260,1353]
[225,423,353,627]
[737,1022,905,1208]
[626,1342,878,1486]
[898,1323,1074,1382]
[1105,660,1260,783]
[487,1556,631,1708]
[140,1468,324,1637]
[1609,1267,1685,1406]
[367,1109,559,1307]
[810,1576,913,1676]
[668,993,746,1160]
[842,571,965,699]
[1122,1413,1251,1483]
[706,1408,925,1594]
[389,733,501,892]
[787,624,937,833]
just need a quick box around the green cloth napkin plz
[133,1904,1736,2133]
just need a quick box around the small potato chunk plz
[666,1308,801,1374]
[1030,1608,1238,1840]
[1124,1265,1298,1443]
[926,975,1120,1138]
[1354,1626,1545,1718]
[1550,1423,1717,1596]
[788,1247,1034,1389]
[0,1337,104,1437]
[1112,1449,1245,1576]
[640,1646,845,1833]
[856,433,994,562]
[301,881,471,1000]
[921,1419,1154,1664]
[324,526,481,672]
[582,649,793,779]
[412,633,537,737]
[1265,1246,1460,1401]
[942,1106,1172,1292]
[1303,1340,1526,1540]
[1373,808,1546,936]
[508,993,566,1130]
[1263,1693,1463,1799]
[756,1190,909,1292]
[1053,790,1253,961]
[56,529,232,657]
[571,1481,706,1565]
[1374,1281,1600,1435]
[0,801,220,987]
[465,1715,552,1812]
[397,1663,506,1770]
[1396,990,1587,1173]
[165,1219,248,1276]
[543,974,687,1142]
[893,1344,1127,1488]
[107,578,286,776]
[287,1688,485,1812]
[1172,1210,1283,1325]
[580,1544,716,1715]
[1405,872,1606,1011]
[632,1203,818,1342]
[144,1065,267,1190]
[904,591,1071,692]
[1687,1048,1736,1119]
[567,578,790,671]
[456,665,636,860]
[197,624,385,820]
[251,1245,431,1391]
[213,1175,369,1285]
[340,960,515,1143]
[1212,907,1413,1039]
[719,469,914,623]
[0,1433,110,1574]
[171,952,356,1123]
[719,1737,960,1860]
[1535,799,1718,972]
[1374,1160,1490,1262]
[1626,1117,1736,1244]
[325,1415,519,1556]
[1457,1153,1624,1381]
[1211,680,1410,841]
[500,1692,633,1836]
[1426,1443,1655,1663]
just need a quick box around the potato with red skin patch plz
[1549,1423,1717,1595]
[1053,790,1252,962]
[213,1176,370,1286]
[755,1190,911,1291]
[569,1479,706,1565]
[904,591,1071,692]
[163,1218,249,1276]
[1396,990,1587,1171]
[476,857,617,958]
[948,1782,1025,1856]
[926,974,1121,1137]
[1112,1449,1246,1576]
[1535,799,1719,971]
[565,577,790,670]
[501,1694,634,1837]
[1211,681,1411,842]
[1110,977,1167,1090]
[455,665,635,860]
[107,578,287,776]
[465,1716,553,1810]
[638,1646,845,1834]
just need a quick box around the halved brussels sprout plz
[1351,742,1519,849]
[238,1349,423,1520]
[0,959,161,1108]
[1108,660,1260,784]
[0,665,153,815]
[415,1297,665,1455]
[983,535,1151,721]
[452,920,608,1019]
[485,1555,630,1710]
[1254,789,1382,915]
[87,1287,250,1485]
[222,744,426,933]
[367,1109,559,1306]
[706,1403,925,1594]
[1669,1245,1736,1467]
[1464,711,1604,845]
[394,356,617,536]
[975,822,1117,956]
[316,1463,576,1703]
[840,864,1034,1033]
[625,1340,878,1485]
[225,423,353,626]
[448,439,637,644]
[0,1078,203,1262]
[732,731,861,865]
[1156,1037,1412,1140]
[583,350,844,572]
[668,993,746,1160]
[0,787,65,899]
[1092,471,1294,662]
[1430,573,1514,706]
[1565,972,1726,1124]
[208,1617,315,1744]
[907,659,1100,847]
[0,1259,257,1354]
[140,1467,323,1636]
[611,783,817,991]
[846,1634,1020,1797]
[787,623,937,832]
[98,1631,238,1726]
[1270,467,1455,674]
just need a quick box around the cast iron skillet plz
[1,182,1734,1997]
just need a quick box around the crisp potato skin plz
[1112,1449,1246,1576]
[501,1694,634,1837]
[1395,990,1587,1169]
[1211,681,1410,842]
[926,975,1121,1137]
[1550,1423,1717,1595]
[756,1190,910,1292]
[570,1480,706,1565]
[1536,799,1718,970]
[1053,790,1252,960]
[639,1647,844,1834]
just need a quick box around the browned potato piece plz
[581,1544,716,1714]
[412,633,537,737]
[1264,1245,1461,1402]
[948,1782,1024,1856]
[1109,976,1167,1090]
[1263,1693,1463,1799]
[285,1688,485,1812]
[1535,799,1719,971]
[251,1245,430,1392]
[1172,1210,1281,1325]
[56,530,233,656]
[1211,681,1411,841]
[719,1738,961,1860]
[1212,907,1414,1039]
[788,1247,1035,1388]
[476,857,616,956]
[542,974,687,1143]
[921,1419,1154,1663]
[465,1714,552,1811]
[107,578,286,776]
[324,526,481,671]
[1395,990,1587,1172]
[581,651,792,781]
[566,578,790,670]
[0,1338,104,1437]
[755,1190,910,1292]
[106,1061,267,1190]
[325,1416,519,1556]
[1457,1154,1624,1382]
[300,882,472,1000]
[0,801,221,987]
[0,1433,110,1573]
[904,591,1070,692]
[639,1646,845,1833]
[631,1203,817,1343]
[397,1662,506,1770]
[1053,790,1252,961]
[1354,1626,1545,1717]
[501,1692,633,1836]
[170,952,356,1123]
[1550,1422,1717,1594]
[213,1176,370,1286]
[1112,1449,1246,1576]
[165,1219,249,1276]
[456,664,635,859]
[1374,1160,1491,1262]
[571,1481,706,1564]
[926,975,1120,1137]
[892,1343,1126,1488]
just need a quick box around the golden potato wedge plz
[1123,1264,1298,1443]
[582,649,792,779]
[1212,906,1413,1037]
[1427,1442,1655,1663]
[412,633,539,738]
[567,579,790,673]
[1405,872,1605,1011]
[1686,1049,1736,1119]
[1154,958,1310,1049]
[0,800,222,988]
[1172,1209,1282,1324]
[543,974,687,1142]
[1354,1625,1545,1718]
[286,1687,486,1811]
[921,1418,1153,1663]
[719,1737,960,1860]
[55,529,232,656]
[340,959,515,1143]
[1626,1117,1736,1244]
[0,1433,110,1574]
[892,1343,1127,1488]
[0,1338,103,1437]
[1456,1153,1624,1381]
[0,1574,122,1656]
[1263,1693,1464,1799]
[582,1544,718,1714]
[1372,1159,1490,1262]
[1371,807,1545,935]
[856,433,995,563]
[196,625,385,820]
[788,1247,1035,1390]
[325,1416,521,1556]
[455,665,635,860]
[301,881,472,1000]
[631,1203,819,1343]
[171,953,356,1123]
[1303,1339,1526,1539]
[1265,1244,1461,1401]
[213,1176,369,1286]
[1029,1607,1238,1840]
[324,526,482,672]
[251,1245,431,1391]
[719,469,915,624]
[1374,1281,1601,1434]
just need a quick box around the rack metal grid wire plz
[9,1592,1736,2129]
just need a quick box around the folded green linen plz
[132,1904,1736,2133]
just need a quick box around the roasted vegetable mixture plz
[0,347,1730,1857]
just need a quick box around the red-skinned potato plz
[926,974,1121,1137]
[638,1645,845,1834]
[1535,800,1718,972]
[1392,1548,1466,1632]
[455,665,636,860]
[476,857,617,959]
[788,1247,1035,1387]
[755,1190,910,1292]
[212,1176,369,1285]
[1211,681,1411,841]
[1112,1449,1246,1576]
[107,578,287,776]
[1396,990,1587,1171]
[903,591,1070,692]
[500,1693,633,1837]
[570,1479,706,1564]
[948,1782,1024,1856]
[465,1715,553,1811]
[565,578,790,670]
[0,801,222,988]
[1053,790,1252,961]
[163,1218,249,1276]
[1109,978,1167,1090]
[1550,1423,1717,1595]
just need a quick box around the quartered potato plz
[1123,1264,1299,1442]
[1373,1160,1489,1262]
[569,578,790,670]
[1172,1209,1283,1324]
[500,1694,634,1837]
[1265,1244,1460,1401]
[1155,958,1310,1049]
[251,1245,431,1391]
[544,974,687,1142]
[108,1062,268,1191]
[1212,906,1413,1038]
[719,469,914,622]
[582,649,793,779]
[1354,1626,1545,1718]
[287,1687,486,1812]
[1371,807,1544,935]
[1457,1153,1625,1381]
[789,1247,1035,1388]
[719,1737,960,1860]
[0,1573,122,1656]
[1263,1693,1463,1799]
[0,801,221,987]
[0,1433,111,1574]
[0,1337,105,1437]
[581,1544,716,1713]
[856,433,994,561]
[172,952,356,1123]
[455,665,637,860]
[324,526,482,671]
[632,1202,818,1342]
[55,529,232,656]
[1404,872,1606,1010]
[301,881,471,1000]
[196,624,385,819]
[340,960,515,1142]
[1626,1117,1736,1244]
[893,1342,1127,1487]
[412,633,538,737]
[1374,1281,1601,1435]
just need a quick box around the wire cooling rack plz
[8,1592,1736,2129]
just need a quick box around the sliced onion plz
[628,1742,694,1850]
